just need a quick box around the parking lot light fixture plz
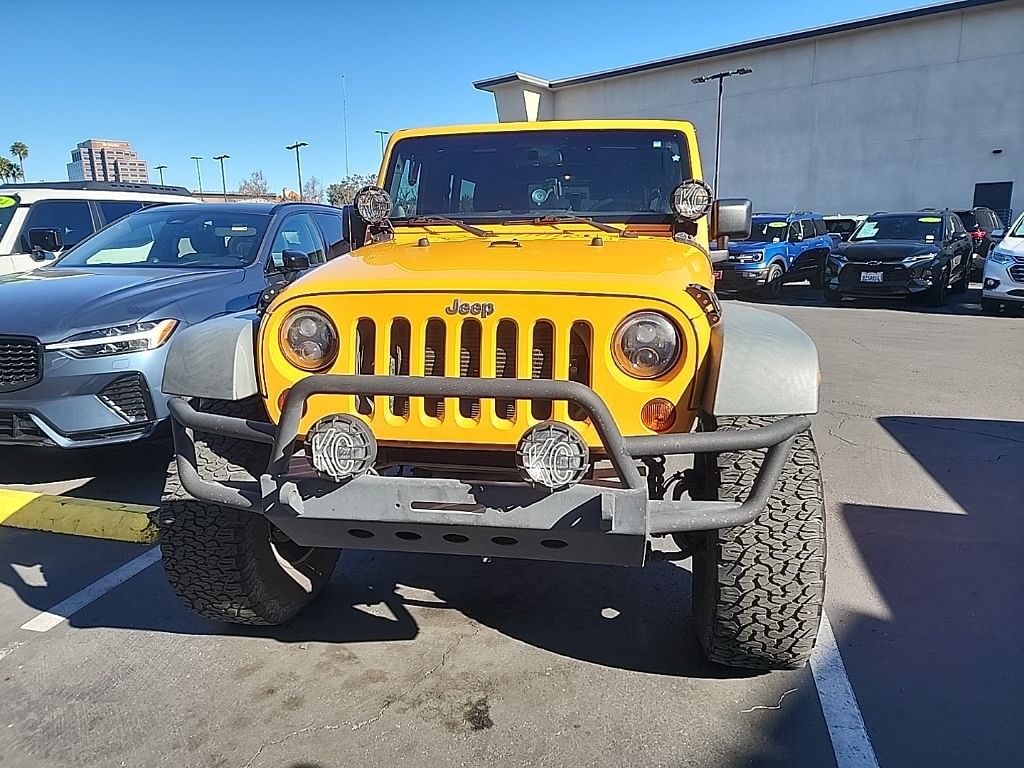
[374,130,389,158]
[190,156,204,197]
[213,155,230,202]
[154,164,167,185]
[285,142,308,199]
[690,67,753,198]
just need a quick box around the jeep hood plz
[838,241,940,263]
[0,266,247,342]
[286,237,711,315]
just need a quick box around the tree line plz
[0,142,29,183]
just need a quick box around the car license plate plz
[860,271,883,283]
[713,270,722,280]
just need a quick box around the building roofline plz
[473,0,1010,91]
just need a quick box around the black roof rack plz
[0,180,192,195]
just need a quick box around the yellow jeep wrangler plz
[159,120,825,670]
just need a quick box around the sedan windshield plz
[382,129,691,222]
[56,207,270,268]
[850,215,942,242]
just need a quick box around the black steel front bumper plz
[169,375,809,566]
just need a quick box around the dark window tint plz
[950,214,966,235]
[825,218,859,236]
[271,212,326,267]
[954,210,978,229]
[314,212,349,259]
[98,200,145,225]
[810,219,826,237]
[20,200,94,251]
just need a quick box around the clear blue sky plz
[7,0,925,193]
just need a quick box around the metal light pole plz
[375,130,388,158]
[341,74,350,176]
[285,142,308,199]
[213,154,230,202]
[691,67,753,197]
[154,164,167,185]
[190,156,204,197]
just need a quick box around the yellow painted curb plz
[0,489,157,544]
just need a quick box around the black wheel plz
[808,268,823,289]
[759,263,785,300]
[924,266,949,307]
[822,284,843,305]
[981,298,1002,316]
[691,415,826,670]
[951,263,969,294]
[158,397,340,625]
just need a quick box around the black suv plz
[822,210,973,306]
[952,207,1005,273]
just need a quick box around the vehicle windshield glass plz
[825,218,858,236]
[953,211,977,229]
[1011,214,1024,238]
[850,215,942,242]
[55,208,269,268]
[744,218,789,242]
[0,194,18,245]
[382,129,691,223]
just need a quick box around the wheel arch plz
[162,311,260,400]
[700,303,819,416]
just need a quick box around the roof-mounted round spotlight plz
[515,421,590,491]
[306,415,377,482]
[671,179,714,221]
[354,186,393,225]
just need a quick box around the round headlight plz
[354,185,393,224]
[280,308,339,372]
[612,312,681,379]
[671,179,713,221]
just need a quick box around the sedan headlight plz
[612,312,681,379]
[280,308,338,372]
[989,248,1014,265]
[46,319,178,358]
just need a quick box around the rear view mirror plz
[710,199,752,240]
[28,227,62,259]
[281,249,311,272]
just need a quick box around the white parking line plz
[20,547,161,633]
[811,610,880,768]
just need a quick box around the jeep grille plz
[351,315,592,424]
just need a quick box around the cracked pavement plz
[1,284,1021,767]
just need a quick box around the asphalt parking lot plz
[1,283,1021,768]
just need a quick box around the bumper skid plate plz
[169,375,809,566]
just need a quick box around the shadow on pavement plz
[726,282,991,316]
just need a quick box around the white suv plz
[0,181,192,275]
[981,211,1024,315]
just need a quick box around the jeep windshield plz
[55,207,270,268]
[382,129,691,224]
[850,214,942,242]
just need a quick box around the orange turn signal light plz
[641,398,677,432]
[277,388,308,417]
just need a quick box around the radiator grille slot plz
[389,318,411,417]
[459,319,482,419]
[531,321,554,421]
[568,322,592,421]
[355,319,375,415]
[423,319,446,418]
[495,319,518,420]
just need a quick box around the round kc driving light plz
[354,185,393,224]
[671,179,713,220]
[280,308,339,372]
[515,421,590,490]
[306,415,377,482]
[612,312,681,379]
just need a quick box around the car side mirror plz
[710,198,751,241]
[28,227,62,260]
[789,231,804,243]
[281,249,311,272]
[990,228,1005,242]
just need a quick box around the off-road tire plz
[158,397,340,625]
[691,415,826,670]
[759,263,785,300]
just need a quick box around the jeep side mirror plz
[710,199,751,241]
[281,249,311,272]
[28,227,62,260]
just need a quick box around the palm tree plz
[0,157,20,184]
[9,142,28,180]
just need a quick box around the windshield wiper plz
[405,216,491,238]
[511,214,624,235]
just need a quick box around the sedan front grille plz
[1008,265,1024,283]
[98,374,153,423]
[0,336,42,393]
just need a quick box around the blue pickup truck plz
[714,212,834,299]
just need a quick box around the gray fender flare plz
[701,303,819,416]
[162,312,260,401]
